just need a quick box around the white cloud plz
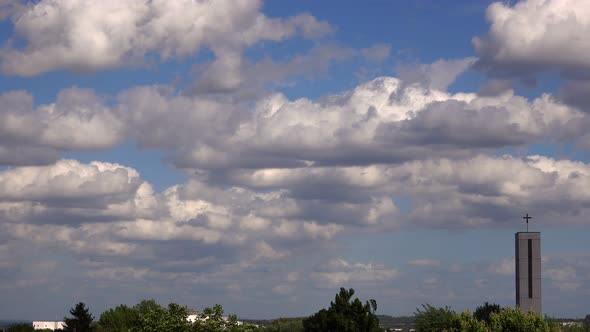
[1,0,331,76]
[149,76,581,171]
[545,267,581,291]
[272,284,295,295]
[488,257,514,276]
[0,159,141,201]
[397,57,476,91]
[0,159,156,228]
[188,43,389,96]
[3,155,590,315]
[0,88,124,165]
[312,259,399,288]
[222,153,590,228]
[360,44,391,62]
[1,70,570,170]
[474,0,590,72]
[408,259,441,267]
[302,222,343,240]
[254,241,287,260]
[0,0,24,20]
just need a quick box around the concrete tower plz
[515,231,541,315]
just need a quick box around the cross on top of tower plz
[523,213,532,232]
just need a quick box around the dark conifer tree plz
[63,302,94,332]
[303,288,381,332]
[473,302,501,325]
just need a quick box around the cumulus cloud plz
[395,155,590,227]
[0,145,60,166]
[1,0,331,76]
[488,257,514,276]
[0,158,361,280]
[3,154,590,315]
[545,267,581,291]
[312,259,399,288]
[408,259,441,267]
[220,154,590,228]
[0,159,141,201]
[125,76,581,171]
[474,0,590,75]
[0,88,124,166]
[6,70,580,170]
[396,57,476,91]
[473,0,590,115]
[0,0,24,20]
[543,255,590,292]
[0,159,155,225]
[558,80,590,112]
[188,43,390,97]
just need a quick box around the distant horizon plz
[2,311,589,324]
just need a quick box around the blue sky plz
[1,0,589,321]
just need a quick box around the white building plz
[32,321,65,330]
[186,314,243,326]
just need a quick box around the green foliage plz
[414,304,457,332]
[191,304,225,332]
[473,302,501,326]
[415,304,559,332]
[302,287,381,332]
[96,304,139,332]
[64,302,95,332]
[132,300,191,332]
[558,325,588,332]
[414,304,488,332]
[454,311,488,332]
[191,304,259,332]
[259,318,304,332]
[546,317,557,332]
[6,323,34,332]
[263,318,303,332]
[91,299,257,332]
[489,307,549,332]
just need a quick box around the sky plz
[1,0,590,321]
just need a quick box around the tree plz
[132,300,191,332]
[190,304,257,332]
[6,323,35,332]
[414,304,457,332]
[414,304,488,332]
[192,304,232,332]
[473,302,501,325]
[63,302,95,332]
[261,318,304,332]
[302,287,381,332]
[489,307,549,332]
[453,311,488,332]
[96,304,139,332]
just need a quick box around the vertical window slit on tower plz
[515,237,519,302]
[528,239,533,299]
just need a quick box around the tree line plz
[414,302,590,332]
[3,289,589,332]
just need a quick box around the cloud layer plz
[1,0,590,320]
[1,0,331,76]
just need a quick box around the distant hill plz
[377,315,415,330]
[0,320,31,330]
[242,315,416,330]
